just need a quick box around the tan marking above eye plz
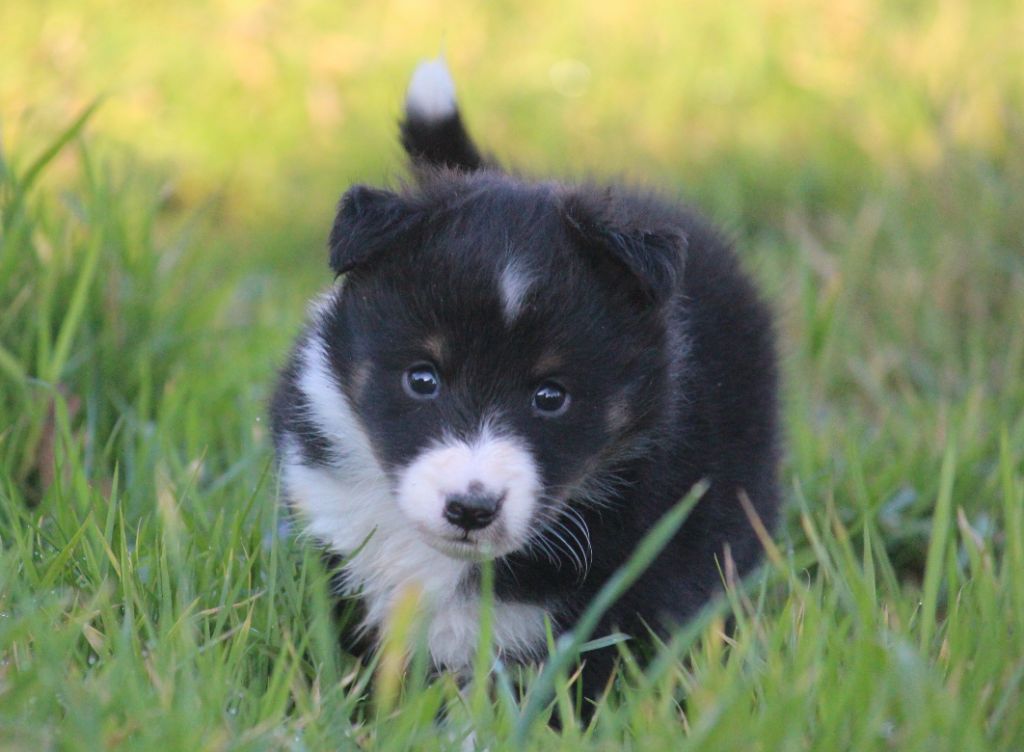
[422,335,445,362]
[532,350,564,377]
[348,360,372,400]
[605,397,631,433]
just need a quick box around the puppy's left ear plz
[328,185,421,275]
[560,189,686,302]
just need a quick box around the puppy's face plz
[317,174,682,560]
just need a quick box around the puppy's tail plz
[400,57,489,172]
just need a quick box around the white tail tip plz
[405,57,457,121]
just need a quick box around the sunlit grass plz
[1,1,1023,749]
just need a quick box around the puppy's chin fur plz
[270,59,781,702]
[419,535,503,562]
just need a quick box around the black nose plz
[443,489,504,531]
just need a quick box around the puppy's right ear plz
[328,185,421,275]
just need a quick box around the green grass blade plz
[514,480,708,742]
[919,440,956,650]
[18,98,103,196]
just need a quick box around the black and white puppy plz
[271,58,780,707]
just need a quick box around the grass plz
[1,0,1023,749]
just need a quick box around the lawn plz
[1,1,1023,749]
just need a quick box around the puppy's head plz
[316,171,685,560]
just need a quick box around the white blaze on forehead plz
[396,425,540,552]
[406,56,457,121]
[498,261,535,324]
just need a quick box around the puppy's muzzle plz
[443,484,506,531]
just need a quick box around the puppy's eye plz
[404,364,440,398]
[533,381,569,416]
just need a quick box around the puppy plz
[270,58,780,711]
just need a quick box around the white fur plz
[305,289,338,321]
[429,598,551,669]
[498,262,534,324]
[406,57,458,121]
[395,426,540,558]
[280,330,549,668]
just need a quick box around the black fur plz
[400,105,487,171]
[271,71,780,718]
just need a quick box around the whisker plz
[544,526,584,575]
[550,517,591,580]
[561,505,594,563]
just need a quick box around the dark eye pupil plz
[534,383,567,413]
[405,366,439,397]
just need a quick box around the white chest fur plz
[282,452,549,669]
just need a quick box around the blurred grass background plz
[1,0,1024,749]
[4,0,1021,252]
